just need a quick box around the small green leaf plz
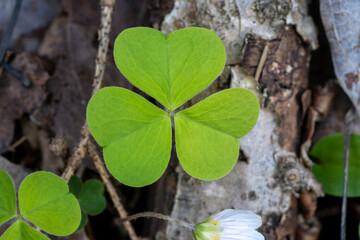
[0,220,49,240]
[114,27,226,110]
[19,171,81,236]
[310,133,360,197]
[68,175,82,197]
[175,88,260,180]
[79,180,106,215]
[87,87,172,187]
[0,170,16,225]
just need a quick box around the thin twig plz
[92,0,114,95]
[88,141,139,240]
[1,61,31,87]
[119,212,196,232]
[0,0,31,87]
[61,125,90,182]
[7,136,27,152]
[254,43,269,82]
[61,0,115,182]
[0,0,22,62]
[340,107,357,240]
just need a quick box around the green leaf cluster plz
[0,170,81,240]
[87,27,260,187]
[68,176,106,230]
[310,133,360,197]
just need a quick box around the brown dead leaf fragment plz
[300,82,338,167]
[300,192,317,220]
[37,0,145,150]
[0,0,61,52]
[320,0,360,114]
[296,215,321,240]
[312,91,360,144]
[0,53,49,153]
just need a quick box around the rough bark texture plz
[156,0,323,239]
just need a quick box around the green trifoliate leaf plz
[79,180,106,215]
[0,220,49,240]
[114,27,226,110]
[19,171,81,236]
[0,170,16,225]
[68,175,82,198]
[175,88,260,180]
[87,87,172,187]
[310,133,360,197]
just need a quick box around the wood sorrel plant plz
[86,27,260,187]
[0,170,81,240]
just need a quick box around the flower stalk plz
[120,212,196,232]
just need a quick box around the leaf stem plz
[340,107,357,240]
[119,212,196,232]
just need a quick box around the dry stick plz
[61,125,90,182]
[88,141,139,240]
[92,0,115,95]
[61,0,115,182]
[254,43,269,82]
[7,136,27,152]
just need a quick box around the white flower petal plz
[221,229,265,240]
[215,209,238,219]
[215,210,262,229]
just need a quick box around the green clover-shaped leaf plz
[87,27,260,187]
[68,176,106,231]
[0,171,81,240]
[310,133,360,197]
[78,180,106,215]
